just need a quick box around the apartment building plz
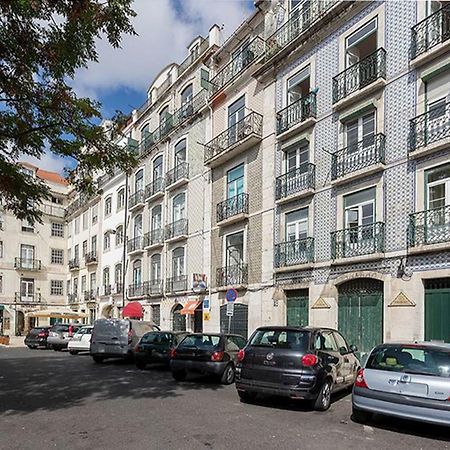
[0,163,69,336]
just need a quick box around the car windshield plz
[366,345,450,378]
[179,335,221,349]
[51,325,69,333]
[249,329,310,350]
[141,332,159,344]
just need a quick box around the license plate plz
[389,380,428,397]
[98,347,105,353]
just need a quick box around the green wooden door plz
[286,290,309,327]
[425,279,450,343]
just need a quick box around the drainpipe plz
[122,172,130,311]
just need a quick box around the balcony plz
[332,48,386,109]
[69,258,79,271]
[166,275,188,294]
[409,102,450,158]
[204,111,263,167]
[165,219,188,242]
[331,134,385,183]
[216,263,248,289]
[145,177,165,202]
[275,237,315,269]
[210,36,265,98]
[127,236,145,254]
[41,204,65,218]
[144,229,164,249]
[171,89,207,129]
[84,290,96,302]
[85,251,97,266]
[408,205,450,252]
[14,258,41,271]
[276,92,317,137]
[275,164,315,203]
[331,222,385,262]
[144,280,164,296]
[216,193,249,226]
[166,162,189,189]
[178,38,209,77]
[128,190,145,211]
[15,292,42,303]
[410,4,450,66]
[67,293,78,304]
[128,283,145,298]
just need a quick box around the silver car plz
[352,342,450,427]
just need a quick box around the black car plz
[24,326,51,349]
[170,333,247,385]
[235,326,359,410]
[134,331,188,370]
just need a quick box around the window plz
[151,205,162,231]
[135,169,144,193]
[104,232,111,251]
[51,196,62,205]
[20,244,35,267]
[73,278,78,294]
[104,197,112,216]
[345,110,376,151]
[172,193,185,222]
[181,84,193,105]
[115,225,124,246]
[51,249,64,265]
[153,155,163,180]
[74,244,79,260]
[287,66,310,104]
[227,164,244,199]
[286,208,308,241]
[103,267,110,288]
[75,217,80,234]
[151,304,161,327]
[140,123,150,142]
[0,241,3,258]
[134,214,143,238]
[151,254,162,281]
[91,204,98,224]
[427,164,450,210]
[82,211,88,230]
[51,222,64,237]
[174,139,187,165]
[20,278,34,300]
[333,332,349,353]
[22,220,34,233]
[345,17,378,67]
[228,95,245,131]
[172,248,185,277]
[0,210,4,230]
[133,260,142,285]
[225,231,244,268]
[91,235,97,255]
[115,263,122,285]
[0,275,3,293]
[285,141,309,174]
[117,188,125,210]
[159,105,170,129]
[315,331,338,352]
[81,275,86,293]
[90,272,96,292]
[344,188,376,229]
[82,240,88,257]
[50,280,64,296]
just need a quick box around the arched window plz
[117,188,125,210]
[115,225,124,246]
[172,304,186,332]
[103,232,110,251]
[172,193,185,222]
[153,155,163,180]
[134,214,142,237]
[151,254,161,281]
[135,169,144,192]
[174,139,186,165]
[159,105,170,128]
[104,196,112,216]
[181,84,193,105]
[103,267,110,287]
[151,205,162,231]
[172,247,185,278]
[140,123,150,141]
[133,260,142,285]
[114,263,122,285]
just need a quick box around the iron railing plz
[14,258,41,271]
[332,133,385,180]
[145,177,164,200]
[275,237,315,268]
[104,285,112,296]
[15,292,41,303]
[204,111,263,163]
[127,236,145,253]
[144,280,164,296]
[166,162,189,186]
[69,258,79,270]
[266,0,339,59]
[216,263,248,287]
[171,89,207,129]
[411,4,450,59]
[178,38,209,76]
[409,101,450,151]
[65,194,91,218]
[332,48,386,104]
[144,229,164,247]
[408,205,450,247]
[210,36,265,97]
[128,283,145,298]
[85,251,97,265]
[331,222,385,259]
[128,190,145,210]
[276,92,317,135]
[275,163,315,200]
[115,283,124,294]
[84,290,96,301]
[165,219,188,240]
[67,293,78,304]
[166,275,188,293]
[217,193,249,223]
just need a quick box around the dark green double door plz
[425,279,450,343]
[286,290,309,327]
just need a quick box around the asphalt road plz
[0,348,448,450]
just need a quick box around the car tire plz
[352,406,372,424]
[69,350,78,355]
[312,379,332,411]
[237,390,257,403]
[92,355,104,364]
[220,364,235,385]
[136,361,147,370]
[27,345,36,350]
[172,370,187,381]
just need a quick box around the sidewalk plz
[0,336,25,348]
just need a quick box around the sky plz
[23,0,254,174]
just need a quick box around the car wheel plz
[352,406,372,424]
[136,361,147,370]
[172,370,187,381]
[92,355,104,364]
[69,350,78,355]
[220,364,235,385]
[313,379,332,411]
[237,390,257,403]
[27,345,36,350]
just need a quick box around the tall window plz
[181,84,193,105]
[104,197,112,216]
[75,217,80,234]
[426,164,450,210]
[81,275,87,293]
[73,278,78,295]
[172,247,185,278]
[115,225,124,246]
[82,211,88,230]
[228,95,245,132]
[51,222,64,237]
[117,188,125,210]
[151,205,162,231]
[91,235,97,255]
[151,254,162,281]
[133,260,142,285]
[103,267,110,288]
[287,66,310,104]
[134,214,143,237]
[159,105,170,130]
[285,141,309,174]
[174,139,187,165]
[0,241,3,258]
[20,244,35,267]
[82,240,87,256]
[153,155,163,180]
[344,188,376,245]
[90,272,96,292]
[115,263,122,286]
[91,204,98,224]
[286,208,308,241]
[74,244,79,261]
[345,110,376,151]
[135,169,144,192]
[345,17,378,68]
[172,193,185,222]
[103,232,111,251]
[225,232,244,267]
[227,164,244,199]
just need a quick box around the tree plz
[0,0,138,223]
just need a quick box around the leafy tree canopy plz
[0,0,138,223]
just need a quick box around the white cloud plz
[20,151,71,176]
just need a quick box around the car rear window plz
[30,328,45,335]
[179,335,221,349]
[366,345,450,378]
[51,325,69,332]
[249,329,310,351]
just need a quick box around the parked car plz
[134,331,188,369]
[170,333,247,384]
[47,323,83,351]
[90,318,157,363]
[67,325,93,355]
[352,342,450,426]
[235,326,359,411]
[24,326,51,349]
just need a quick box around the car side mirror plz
[349,344,358,353]
[339,346,348,355]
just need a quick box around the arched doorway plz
[220,303,248,338]
[172,304,186,331]
[338,278,383,355]
[16,311,25,336]
[194,303,203,333]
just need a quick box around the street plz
[0,348,449,450]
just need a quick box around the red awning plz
[122,301,143,319]
[180,300,202,315]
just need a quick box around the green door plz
[425,279,450,343]
[286,290,309,327]
[338,279,383,355]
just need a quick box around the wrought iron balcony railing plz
[216,263,248,287]
[128,190,145,210]
[67,293,78,304]
[166,162,189,187]
[127,236,145,253]
[411,4,450,60]
[332,48,386,104]
[332,133,385,180]
[331,222,385,259]
[84,290,96,301]
[204,111,263,163]
[210,36,265,97]
[144,229,164,247]
[275,237,315,268]
[166,275,188,293]
[409,101,450,151]
[104,285,112,296]
[275,164,315,201]
[144,280,164,296]
[145,177,164,200]
[276,92,317,135]
[14,258,41,271]
[85,251,97,265]
[69,258,79,270]
[178,38,209,76]
[217,193,249,223]
[15,292,42,303]
[171,89,207,129]
[128,283,145,298]
[408,205,450,247]
[266,0,339,59]
[165,219,188,240]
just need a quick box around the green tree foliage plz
[0,0,138,223]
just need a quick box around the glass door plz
[20,244,35,269]
[20,278,34,302]
[225,232,244,285]
[228,96,245,144]
[227,165,244,198]
[172,194,185,223]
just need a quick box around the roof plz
[20,162,68,186]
